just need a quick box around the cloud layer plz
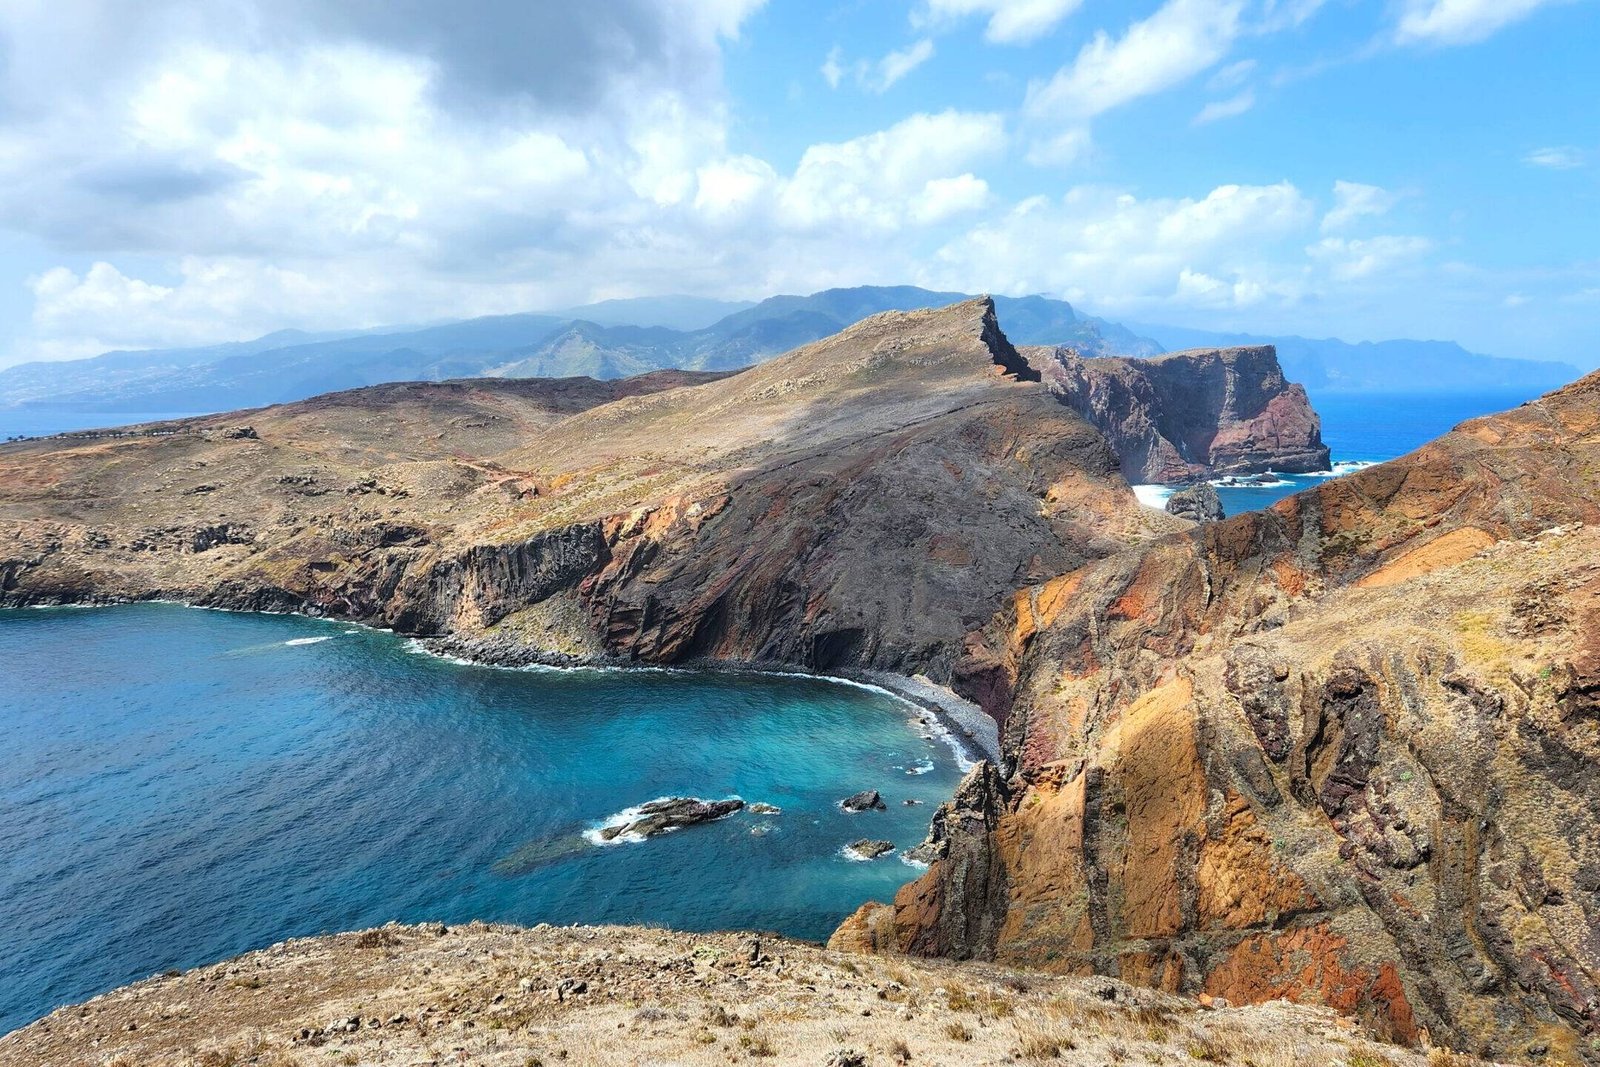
[0,0,1590,367]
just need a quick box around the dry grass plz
[1,923,1490,1067]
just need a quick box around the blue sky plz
[0,0,1594,368]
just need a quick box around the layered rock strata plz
[1035,344,1331,483]
[839,371,1600,1066]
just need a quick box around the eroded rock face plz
[1034,345,1331,483]
[850,371,1600,1065]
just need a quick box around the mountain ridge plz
[1137,323,1578,394]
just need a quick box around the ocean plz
[0,604,963,1034]
[1,408,209,441]
[1133,388,1547,516]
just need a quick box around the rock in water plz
[596,797,744,842]
[844,840,895,860]
[1164,484,1225,523]
[747,802,782,815]
[840,790,886,812]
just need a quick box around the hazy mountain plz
[547,295,755,331]
[1138,324,1579,394]
[0,287,1159,415]
[8,287,1570,417]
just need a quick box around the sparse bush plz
[1187,1034,1229,1062]
[1349,1051,1397,1067]
[703,1003,737,1027]
[944,1021,974,1042]
[738,1031,776,1057]
[888,1036,912,1062]
[353,928,399,949]
[1014,1018,1076,1059]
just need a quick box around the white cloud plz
[1208,59,1257,90]
[1256,0,1329,31]
[927,181,1315,312]
[873,39,937,92]
[1321,180,1399,232]
[821,46,845,89]
[1025,0,1244,121]
[779,111,1004,229]
[1524,146,1586,169]
[823,39,938,94]
[1193,90,1255,124]
[1308,235,1433,280]
[1394,0,1566,46]
[916,0,1083,44]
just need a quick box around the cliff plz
[0,922,1487,1067]
[838,371,1600,1065]
[1035,344,1331,483]
[0,299,1175,682]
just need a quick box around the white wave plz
[283,636,333,646]
[904,760,934,776]
[839,842,895,863]
[1208,476,1295,490]
[910,713,977,773]
[1309,459,1379,478]
[899,853,930,871]
[1131,484,1176,509]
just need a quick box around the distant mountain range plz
[0,287,1158,413]
[0,286,1577,414]
[1136,323,1578,394]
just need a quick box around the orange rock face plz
[860,371,1600,1066]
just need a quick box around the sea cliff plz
[839,370,1600,1065]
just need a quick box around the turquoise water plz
[1143,388,1550,516]
[0,604,963,1034]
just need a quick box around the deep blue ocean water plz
[1,408,207,441]
[1137,388,1549,516]
[0,604,963,1034]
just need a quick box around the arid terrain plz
[0,923,1495,1067]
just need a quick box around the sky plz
[0,0,1595,370]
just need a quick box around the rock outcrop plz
[595,797,745,841]
[1034,344,1331,483]
[1164,484,1225,522]
[841,370,1600,1065]
[0,299,1175,682]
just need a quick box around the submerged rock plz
[1165,484,1225,523]
[840,790,886,812]
[844,840,895,861]
[491,834,589,875]
[596,797,744,842]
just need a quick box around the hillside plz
[0,923,1484,1067]
[0,299,1188,683]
